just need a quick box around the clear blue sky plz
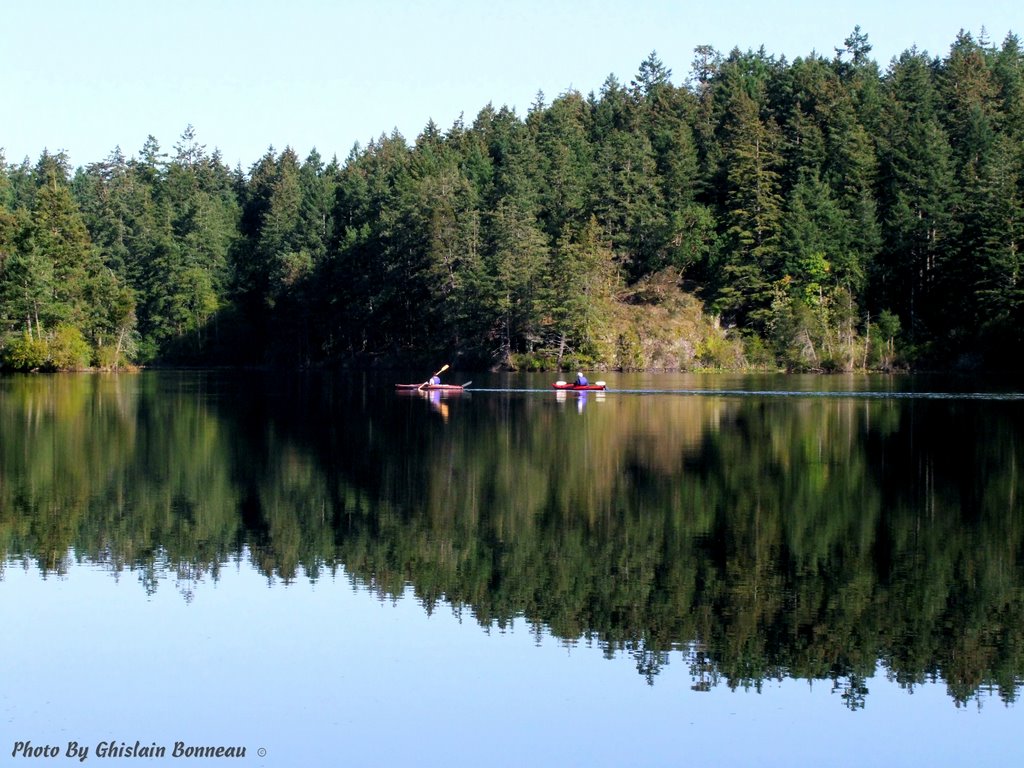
[3,0,1019,171]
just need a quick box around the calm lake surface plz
[2,370,1022,767]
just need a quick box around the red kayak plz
[395,383,469,392]
[551,381,606,391]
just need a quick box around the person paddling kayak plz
[575,371,588,386]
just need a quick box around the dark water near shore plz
[1,371,1022,767]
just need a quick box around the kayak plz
[395,383,469,392]
[552,381,606,391]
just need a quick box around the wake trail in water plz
[464,388,1024,400]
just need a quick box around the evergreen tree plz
[486,197,550,366]
[325,132,415,356]
[0,209,50,342]
[0,152,134,367]
[407,156,484,355]
[532,90,594,239]
[0,152,14,211]
[876,49,958,351]
[773,171,860,367]
[483,105,543,217]
[297,149,338,267]
[942,31,1000,173]
[632,50,673,98]
[965,134,1024,359]
[590,112,664,278]
[993,34,1024,139]
[689,45,724,200]
[134,127,238,359]
[257,146,306,304]
[28,164,97,330]
[820,80,881,295]
[713,63,785,333]
[544,217,621,366]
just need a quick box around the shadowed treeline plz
[1,372,1022,706]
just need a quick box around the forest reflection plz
[1,372,1022,707]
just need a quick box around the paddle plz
[418,364,450,390]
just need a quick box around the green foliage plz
[2,28,1023,370]
[740,332,776,369]
[695,330,743,368]
[1,326,92,371]
[543,218,621,364]
[614,326,645,370]
[869,309,901,369]
[47,324,91,369]
[2,332,48,370]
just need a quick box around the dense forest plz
[1,27,1023,372]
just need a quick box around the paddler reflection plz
[555,388,605,412]
[427,388,449,422]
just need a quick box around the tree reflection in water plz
[1,371,1022,707]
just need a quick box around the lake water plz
[1,370,1022,767]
